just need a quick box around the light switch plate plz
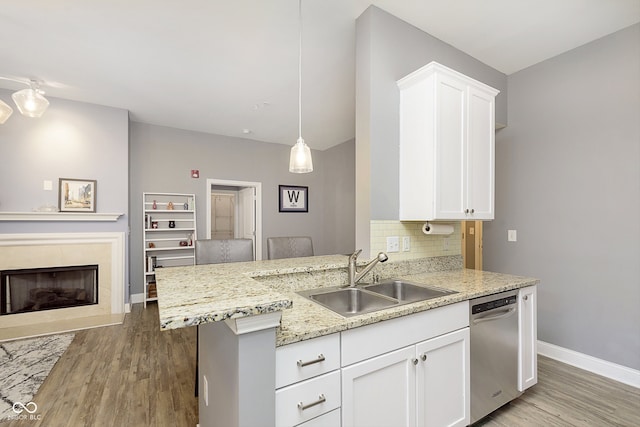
[402,236,410,252]
[386,236,399,252]
[508,230,517,242]
[43,180,53,191]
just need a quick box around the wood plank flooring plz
[4,303,638,426]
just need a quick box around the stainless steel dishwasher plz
[470,290,521,424]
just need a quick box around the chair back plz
[195,239,254,265]
[266,236,314,260]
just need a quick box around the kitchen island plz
[155,254,538,427]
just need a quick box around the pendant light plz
[0,99,12,124]
[12,80,49,118]
[289,0,313,173]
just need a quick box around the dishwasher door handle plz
[472,307,516,324]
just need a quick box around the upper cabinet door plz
[398,62,499,221]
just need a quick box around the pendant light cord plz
[298,0,303,142]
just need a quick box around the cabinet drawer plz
[297,408,340,427]
[276,333,340,388]
[341,301,469,366]
[276,371,341,427]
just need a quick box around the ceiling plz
[1,0,638,150]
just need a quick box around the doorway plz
[206,179,262,260]
[462,221,483,270]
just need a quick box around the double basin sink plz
[297,280,457,317]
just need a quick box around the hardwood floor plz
[476,356,640,427]
[4,303,638,426]
[4,303,197,427]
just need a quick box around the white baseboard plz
[130,293,145,305]
[538,340,640,389]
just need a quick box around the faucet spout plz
[348,250,388,287]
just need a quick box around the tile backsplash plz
[370,220,461,261]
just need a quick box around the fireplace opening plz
[1,265,98,315]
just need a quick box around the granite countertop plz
[155,254,539,347]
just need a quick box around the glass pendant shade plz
[12,88,49,118]
[0,99,13,124]
[289,137,313,173]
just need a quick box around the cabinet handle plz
[297,354,325,367]
[465,209,469,214]
[298,394,326,411]
[470,208,475,214]
[420,354,427,362]
[523,295,528,301]
[412,358,419,365]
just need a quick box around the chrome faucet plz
[347,250,389,287]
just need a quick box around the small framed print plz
[279,185,308,213]
[59,178,96,212]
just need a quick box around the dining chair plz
[266,236,314,260]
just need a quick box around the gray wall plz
[483,24,640,370]
[355,6,507,251]
[356,6,507,224]
[129,122,355,296]
[0,90,130,291]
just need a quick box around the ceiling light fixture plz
[11,80,50,118]
[0,77,50,124]
[0,99,12,124]
[289,0,313,174]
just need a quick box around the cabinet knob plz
[420,354,427,362]
[523,295,528,301]
[411,358,419,365]
[465,209,469,214]
[471,209,475,214]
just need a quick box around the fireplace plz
[1,265,98,315]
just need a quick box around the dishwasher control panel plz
[472,295,517,314]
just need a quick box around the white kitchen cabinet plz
[518,285,538,391]
[341,302,470,427]
[416,328,469,427]
[342,346,416,427]
[398,61,499,221]
[342,329,469,427]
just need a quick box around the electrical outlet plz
[402,236,411,251]
[386,236,399,253]
[443,237,450,251]
[203,375,209,406]
[508,230,517,242]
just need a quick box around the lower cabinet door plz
[416,328,470,427]
[341,346,416,427]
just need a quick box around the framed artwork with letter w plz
[279,185,308,213]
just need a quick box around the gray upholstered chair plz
[194,238,254,396]
[266,236,313,260]
[195,238,254,265]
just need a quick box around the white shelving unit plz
[143,192,197,307]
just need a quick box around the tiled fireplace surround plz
[0,232,125,341]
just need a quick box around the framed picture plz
[59,178,97,212]
[279,185,308,213]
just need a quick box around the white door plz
[466,86,495,219]
[238,187,256,259]
[210,193,235,239]
[434,73,467,220]
[416,328,470,427]
[342,346,416,427]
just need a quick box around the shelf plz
[144,209,194,213]
[0,212,124,222]
[145,246,194,252]
[145,228,195,232]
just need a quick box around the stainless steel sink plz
[364,280,456,303]
[298,287,398,317]
[297,279,457,317]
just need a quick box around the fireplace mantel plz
[0,212,123,222]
